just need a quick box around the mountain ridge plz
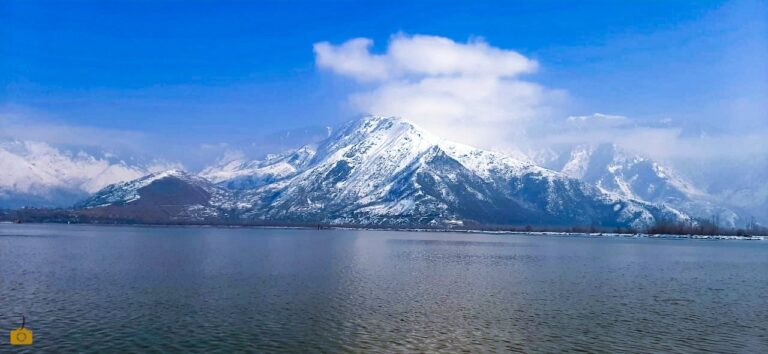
[539,143,742,227]
[76,116,689,228]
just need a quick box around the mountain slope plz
[76,170,234,223]
[200,146,316,189]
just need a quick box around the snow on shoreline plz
[2,221,764,240]
[332,227,767,240]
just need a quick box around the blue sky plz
[1,0,766,167]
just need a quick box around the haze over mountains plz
[536,143,744,227]
[0,140,177,208]
[1,116,764,228]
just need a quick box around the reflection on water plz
[387,238,515,246]
[1,224,766,352]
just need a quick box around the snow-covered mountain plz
[0,140,174,208]
[189,116,686,228]
[76,169,234,223]
[539,143,742,226]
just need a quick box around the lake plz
[0,224,766,352]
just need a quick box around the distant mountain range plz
[538,143,742,227]
[0,140,171,208]
[68,116,684,228]
[2,116,763,229]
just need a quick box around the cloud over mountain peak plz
[314,34,563,152]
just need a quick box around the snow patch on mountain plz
[200,146,316,189]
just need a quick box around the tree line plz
[647,216,767,236]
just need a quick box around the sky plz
[1,0,766,169]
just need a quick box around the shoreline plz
[2,221,765,241]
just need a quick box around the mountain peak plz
[151,168,190,179]
[359,115,406,125]
[76,167,231,214]
[350,116,433,138]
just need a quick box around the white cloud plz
[314,34,538,82]
[566,113,628,125]
[387,35,538,77]
[314,34,562,149]
[314,38,391,82]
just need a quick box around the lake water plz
[0,224,766,352]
